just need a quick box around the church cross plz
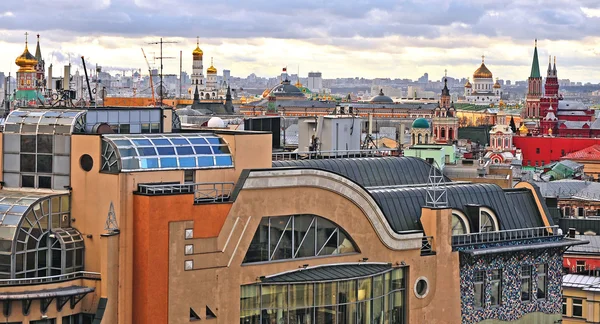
[481,55,485,63]
[24,32,28,44]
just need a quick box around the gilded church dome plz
[192,37,203,59]
[493,78,501,89]
[15,38,38,73]
[473,56,493,79]
[464,78,472,88]
[207,57,217,74]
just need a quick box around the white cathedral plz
[189,37,227,100]
[464,56,502,104]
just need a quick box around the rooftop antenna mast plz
[425,161,448,208]
[147,38,178,106]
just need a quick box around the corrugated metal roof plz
[261,263,392,283]
[535,180,600,200]
[272,157,439,187]
[567,235,600,254]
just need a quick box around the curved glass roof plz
[4,109,86,134]
[102,133,234,172]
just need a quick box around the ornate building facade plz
[464,56,502,104]
[188,38,226,100]
[14,34,42,106]
[432,78,458,144]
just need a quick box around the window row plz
[241,269,406,324]
[243,215,359,264]
[472,264,547,309]
[451,208,499,236]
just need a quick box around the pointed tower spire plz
[35,34,42,60]
[529,39,541,78]
[547,55,552,76]
[553,56,557,76]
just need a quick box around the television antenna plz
[147,38,178,106]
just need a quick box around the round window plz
[414,277,429,299]
[80,154,94,172]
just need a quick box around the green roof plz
[530,42,541,78]
[412,118,429,129]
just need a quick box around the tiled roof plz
[559,121,590,129]
[562,145,600,161]
[534,180,600,200]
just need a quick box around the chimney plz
[568,228,576,238]
[63,65,70,91]
[47,64,53,91]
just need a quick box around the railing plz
[421,236,434,255]
[137,182,235,203]
[272,149,396,161]
[452,225,560,247]
[0,271,101,287]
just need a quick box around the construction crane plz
[141,48,155,105]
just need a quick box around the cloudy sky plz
[1,0,600,82]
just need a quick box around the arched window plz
[440,128,446,138]
[0,193,84,279]
[448,128,453,140]
[452,210,470,235]
[418,134,422,144]
[425,134,429,143]
[243,215,359,264]
[412,134,415,145]
[479,208,499,232]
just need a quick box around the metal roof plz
[368,184,545,232]
[563,274,600,288]
[0,285,94,300]
[535,180,600,201]
[272,157,440,187]
[566,235,600,254]
[464,238,587,256]
[261,263,392,284]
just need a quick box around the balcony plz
[452,225,561,247]
[136,182,234,203]
[272,148,396,161]
[0,271,100,287]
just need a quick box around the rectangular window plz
[576,260,586,273]
[474,270,485,309]
[490,269,502,306]
[184,170,195,183]
[119,124,131,134]
[536,148,540,154]
[537,264,547,299]
[562,297,567,315]
[573,298,583,317]
[521,265,532,302]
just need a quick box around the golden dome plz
[473,56,492,79]
[192,37,203,59]
[464,78,472,88]
[493,78,501,89]
[519,124,528,134]
[15,35,38,73]
[207,57,217,74]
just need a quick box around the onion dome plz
[192,37,203,59]
[473,56,493,79]
[15,35,38,73]
[370,89,394,103]
[493,78,501,89]
[207,57,217,74]
[412,118,430,129]
[464,78,472,88]
[519,124,528,135]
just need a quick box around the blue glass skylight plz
[101,133,234,172]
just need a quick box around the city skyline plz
[1,1,600,82]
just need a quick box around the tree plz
[509,116,517,133]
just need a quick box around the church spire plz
[553,56,557,76]
[529,39,541,78]
[34,34,42,61]
[547,55,552,77]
